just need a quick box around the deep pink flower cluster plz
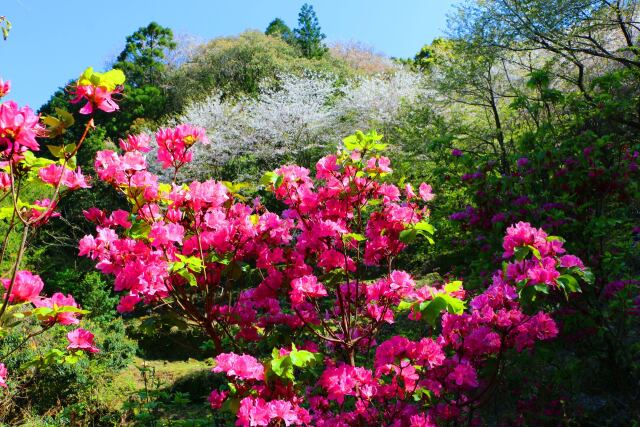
[38,164,90,189]
[2,271,44,303]
[0,79,10,98]
[0,100,43,159]
[70,67,125,115]
[66,328,99,353]
[155,124,209,170]
[213,353,265,381]
[0,363,7,388]
[82,126,588,425]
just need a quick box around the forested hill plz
[1,1,638,425]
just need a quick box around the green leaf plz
[175,254,204,272]
[397,300,414,311]
[527,245,541,260]
[78,67,125,90]
[444,280,463,293]
[514,245,530,261]
[221,398,241,415]
[399,228,418,244]
[0,207,14,220]
[414,221,435,234]
[419,294,465,326]
[20,151,55,168]
[176,269,197,287]
[128,221,150,239]
[557,274,581,293]
[270,354,294,381]
[260,171,284,189]
[342,233,366,242]
[577,268,595,285]
[289,348,321,368]
[533,284,550,294]
[46,144,65,159]
[31,307,53,317]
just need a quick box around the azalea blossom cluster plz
[0,71,118,390]
[208,222,580,426]
[80,124,589,425]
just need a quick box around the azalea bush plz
[81,123,593,425]
[0,67,125,393]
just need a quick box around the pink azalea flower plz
[419,183,435,202]
[0,100,43,156]
[527,257,560,286]
[208,389,228,409]
[2,270,44,303]
[0,363,7,388]
[62,168,91,189]
[267,400,301,426]
[119,133,151,152]
[149,222,185,247]
[405,183,416,199]
[0,171,12,191]
[290,275,327,305]
[237,397,271,427]
[447,363,478,388]
[0,79,10,98]
[38,164,64,186]
[559,254,584,269]
[155,124,209,169]
[66,328,99,353]
[212,352,265,381]
[117,294,141,313]
[33,292,81,325]
[71,85,121,115]
[316,154,339,180]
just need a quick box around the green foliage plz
[0,317,136,424]
[114,22,176,88]
[169,31,352,108]
[0,16,11,41]
[294,3,328,59]
[265,18,294,44]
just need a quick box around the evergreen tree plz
[114,22,176,88]
[293,4,327,59]
[265,18,294,44]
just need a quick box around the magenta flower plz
[116,294,141,313]
[0,79,10,98]
[66,328,99,353]
[34,292,81,325]
[527,257,560,286]
[119,133,151,153]
[451,148,463,157]
[236,397,271,427]
[38,164,63,185]
[559,255,584,269]
[2,270,44,303]
[447,363,478,388]
[0,101,43,156]
[0,363,7,388]
[290,275,327,305]
[208,390,228,410]
[419,182,435,201]
[70,68,125,115]
[0,172,11,190]
[212,353,265,381]
[155,124,209,170]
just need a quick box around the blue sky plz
[1,0,456,109]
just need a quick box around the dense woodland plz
[0,1,638,425]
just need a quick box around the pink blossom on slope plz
[66,328,99,353]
